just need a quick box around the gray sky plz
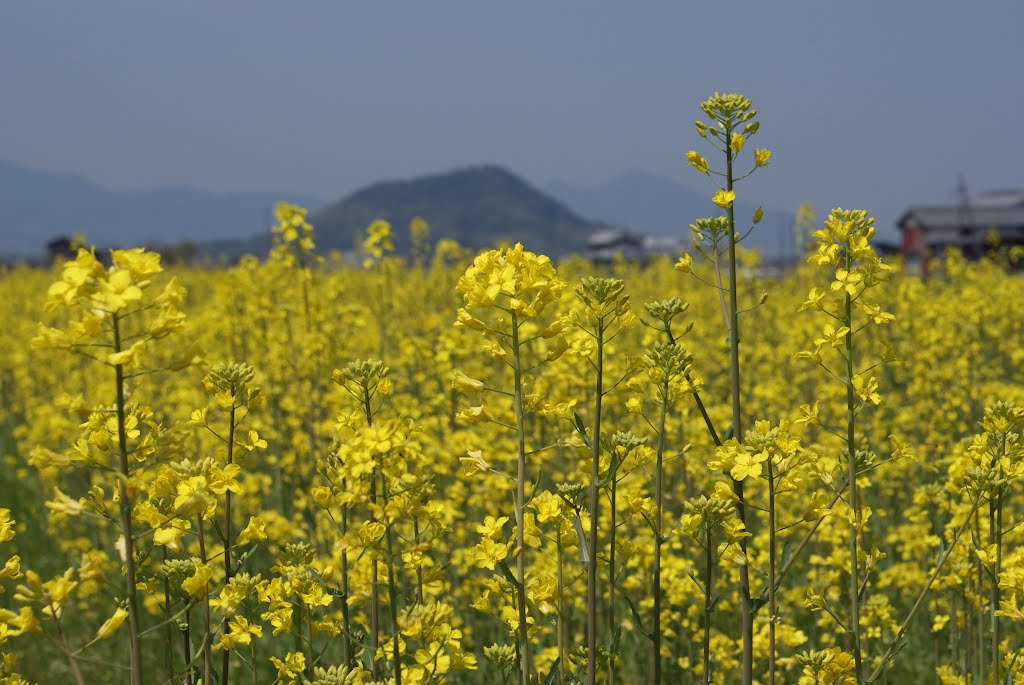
[2,1,1022,238]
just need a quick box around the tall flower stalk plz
[332,360,398,681]
[679,491,749,685]
[798,208,895,681]
[193,362,264,685]
[575,276,630,685]
[32,247,191,685]
[454,243,567,685]
[683,92,770,685]
[636,298,694,684]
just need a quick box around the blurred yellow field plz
[1,95,1023,685]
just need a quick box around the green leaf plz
[621,593,650,641]
[573,513,589,565]
[685,569,706,597]
[544,657,561,685]
[598,453,620,488]
[497,559,519,589]
[572,411,593,450]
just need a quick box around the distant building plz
[641,234,685,259]
[898,189,1024,274]
[584,229,646,263]
[583,228,689,264]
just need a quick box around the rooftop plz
[898,188,1024,236]
[973,189,1024,209]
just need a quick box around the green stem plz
[52,613,86,685]
[340,496,353,669]
[608,474,617,685]
[845,290,864,683]
[557,530,567,685]
[383,477,403,685]
[221,404,236,685]
[364,388,381,681]
[702,526,714,685]
[975,514,985,685]
[163,549,173,682]
[992,486,1003,682]
[306,602,314,678]
[511,311,532,685]
[666,316,720,450]
[994,432,1006,681]
[197,519,212,685]
[767,461,777,685]
[183,606,194,685]
[653,381,669,685]
[112,313,144,685]
[587,319,604,685]
[413,518,425,605]
[754,486,846,612]
[725,119,753,685]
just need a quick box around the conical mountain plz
[311,165,603,256]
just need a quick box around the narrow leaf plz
[573,513,589,565]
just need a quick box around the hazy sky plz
[2,1,1023,238]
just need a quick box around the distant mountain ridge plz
[0,159,794,262]
[0,159,325,258]
[545,170,796,259]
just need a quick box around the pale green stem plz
[511,311,532,685]
[221,404,236,685]
[557,530,567,685]
[363,388,381,680]
[702,525,714,685]
[767,461,777,685]
[608,471,617,685]
[383,477,403,685]
[653,382,669,685]
[53,612,86,685]
[587,319,604,685]
[197,519,212,685]
[340,498,353,669]
[306,602,314,678]
[112,313,144,685]
[724,119,753,685]
[845,284,864,683]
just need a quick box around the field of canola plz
[1,94,1024,685]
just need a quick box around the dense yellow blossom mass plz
[0,93,1022,685]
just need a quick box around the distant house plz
[641,235,685,259]
[584,229,646,263]
[898,190,1024,274]
[583,228,689,264]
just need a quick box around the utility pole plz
[955,173,976,256]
